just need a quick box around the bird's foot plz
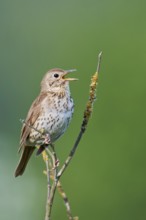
[43,133,51,145]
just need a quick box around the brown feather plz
[15,147,35,177]
[19,92,47,152]
[15,92,47,177]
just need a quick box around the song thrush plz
[15,68,77,177]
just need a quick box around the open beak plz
[62,69,78,81]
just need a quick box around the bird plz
[15,68,77,177]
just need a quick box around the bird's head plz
[41,68,77,93]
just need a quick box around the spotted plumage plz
[15,68,77,177]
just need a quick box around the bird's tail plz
[14,147,35,177]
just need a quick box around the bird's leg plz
[32,127,51,145]
[36,129,51,155]
[43,132,51,145]
[32,126,51,145]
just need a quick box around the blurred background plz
[0,0,146,219]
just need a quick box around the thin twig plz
[57,131,82,178]
[50,144,58,183]
[43,147,57,220]
[47,180,58,220]
[57,181,73,220]
[44,156,51,220]
[44,172,74,219]
[46,148,55,166]
[42,151,51,220]
[46,174,75,220]
[96,51,102,73]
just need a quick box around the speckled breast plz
[29,95,74,145]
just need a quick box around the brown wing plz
[18,92,47,152]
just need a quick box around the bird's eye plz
[54,73,59,78]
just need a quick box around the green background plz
[1,0,146,219]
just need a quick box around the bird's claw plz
[43,133,51,145]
